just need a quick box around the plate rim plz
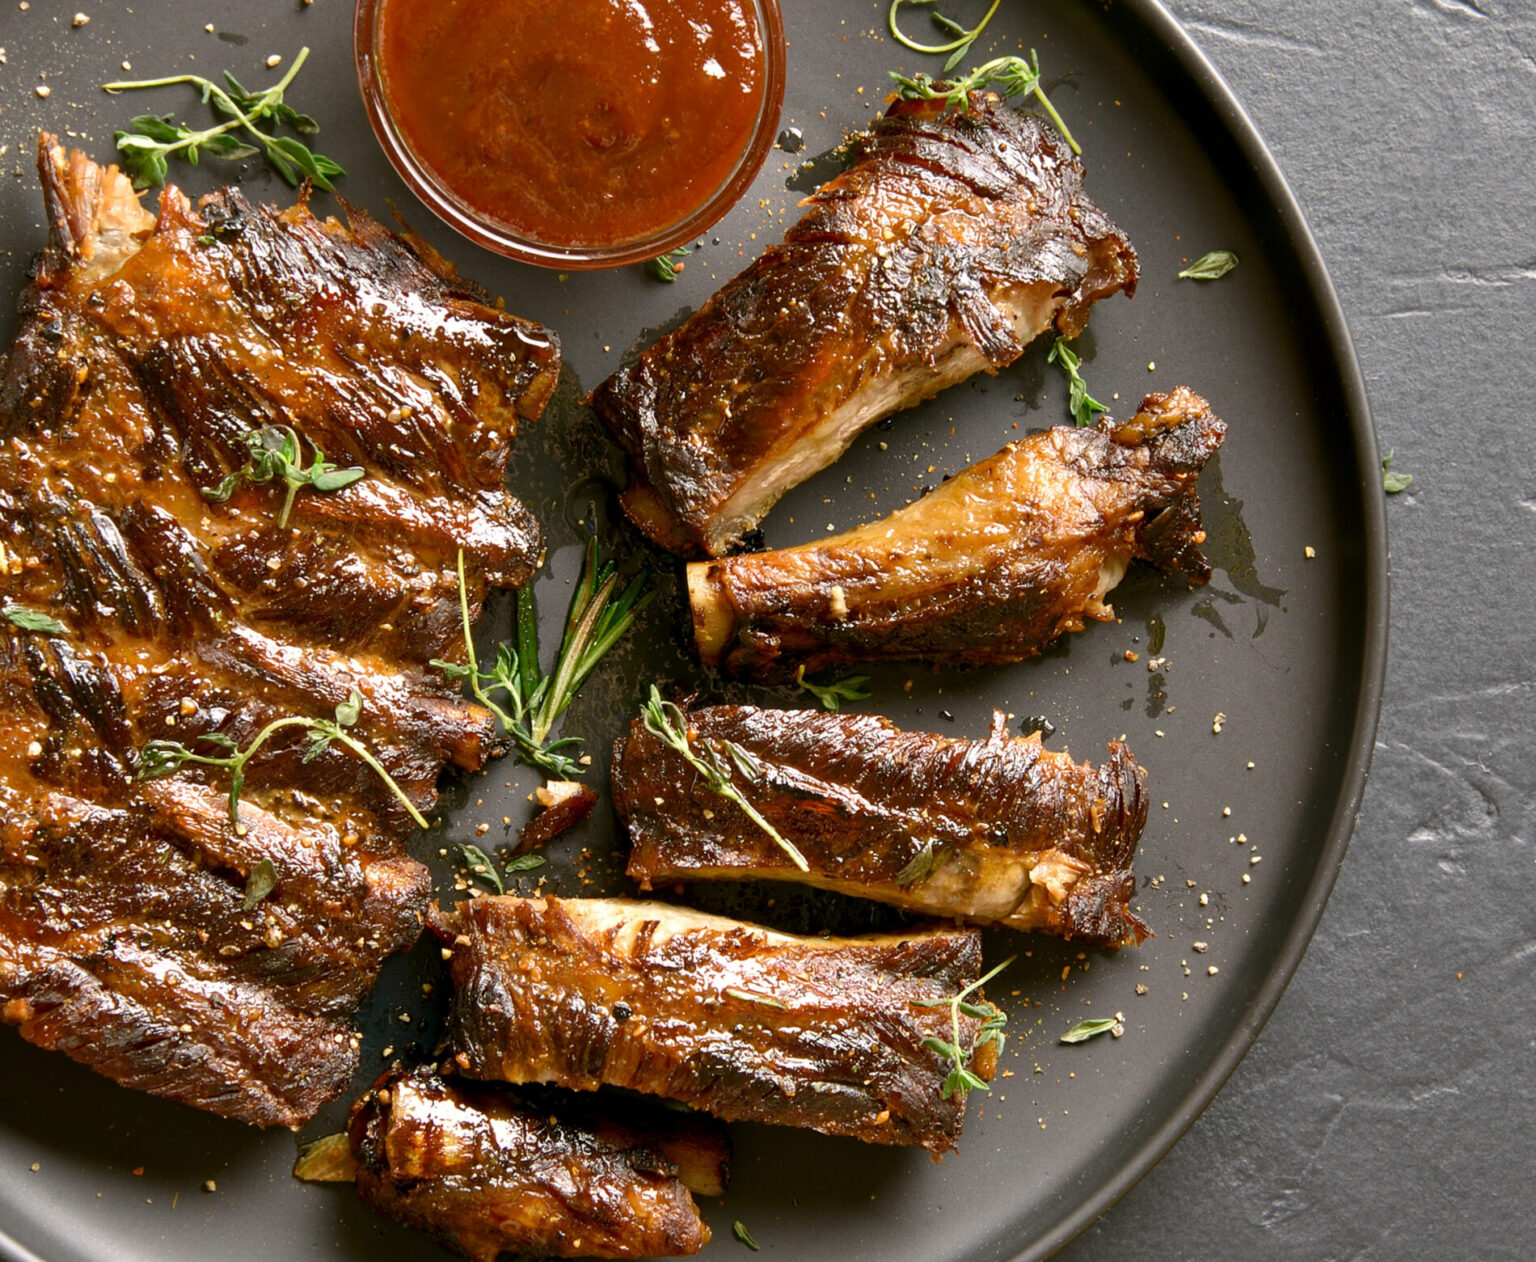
[1014,2,1390,1258]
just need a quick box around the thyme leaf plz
[894,840,939,887]
[1060,1016,1119,1044]
[2,605,67,636]
[1382,449,1413,494]
[459,843,504,894]
[135,690,428,835]
[646,246,692,282]
[1047,338,1108,427]
[1178,250,1240,281]
[201,425,364,526]
[732,1220,761,1251]
[505,852,547,873]
[242,857,278,910]
[793,666,872,712]
[103,48,344,191]
[889,51,1079,154]
[640,686,809,872]
[913,955,1013,1098]
[433,542,651,777]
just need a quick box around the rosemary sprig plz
[1047,338,1108,427]
[647,246,692,282]
[434,541,652,778]
[889,51,1080,154]
[793,665,871,713]
[914,955,1014,1099]
[103,47,344,190]
[201,425,365,526]
[136,690,428,835]
[888,0,1004,72]
[640,686,810,872]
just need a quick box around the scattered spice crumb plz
[1192,941,1208,953]
[1304,545,1316,559]
[34,85,50,98]
[29,1162,39,1172]
[203,1179,217,1193]
[266,54,283,68]
[1135,983,1148,995]
[1212,711,1226,734]
[72,11,88,25]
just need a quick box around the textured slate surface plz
[1063,3,1536,1258]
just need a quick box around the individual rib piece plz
[433,896,998,1153]
[350,1069,727,1260]
[688,388,1226,679]
[617,706,1149,948]
[0,137,559,1127]
[590,94,1138,557]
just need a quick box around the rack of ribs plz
[0,137,559,1127]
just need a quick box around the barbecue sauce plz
[376,0,769,249]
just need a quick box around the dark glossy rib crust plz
[590,95,1138,557]
[433,895,997,1152]
[350,1068,726,1260]
[689,389,1226,679]
[0,138,559,1127]
[617,706,1149,948]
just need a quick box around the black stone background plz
[1065,3,1536,1259]
[0,2,1528,1260]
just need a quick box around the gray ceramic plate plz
[0,1,1385,1260]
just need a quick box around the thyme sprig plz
[103,47,344,190]
[647,246,692,282]
[888,0,1004,72]
[434,542,652,778]
[136,690,428,835]
[459,843,547,894]
[889,52,1080,154]
[914,955,1014,1099]
[793,665,871,712]
[640,686,810,872]
[201,425,365,526]
[1047,338,1108,428]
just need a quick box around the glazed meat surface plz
[434,896,998,1152]
[590,94,1138,557]
[618,706,1149,948]
[350,1068,727,1260]
[0,138,559,1127]
[689,388,1226,679]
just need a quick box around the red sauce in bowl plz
[363,0,781,262]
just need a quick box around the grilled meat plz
[590,94,1138,558]
[617,706,1149,948]
[433,895,998,1152]
[689,389,1225,679]
[0,138,559,1127]
[350,1068,727,1260]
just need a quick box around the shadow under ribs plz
[617,705,1150,948]
[688,388,1226,679]
[432,895,998,1153]
[350,1068,728,1260]
[0,137,560,1127]
[590,94,1138,558]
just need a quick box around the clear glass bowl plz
[353,0,787,269]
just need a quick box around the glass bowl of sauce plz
[354,0,786,268]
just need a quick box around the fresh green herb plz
[647,246,692,282]
[2,605,67,636]
[434,541,652,778]
[1060,1016,1119,1044]
[724,987,789,1010]
[242,857,278,910]
[459,843,504,894]
[1178,250,1240,281]
[136,690,428,835]
[103,47,344,190]
[732,1221,761,1252]
[888,0,1004,73]
[889,52,1079,154]
[914,955,1013,1099]
[640,686,809,872]
[793,665,871,712]
[201,425,365,527]
[1047,338,1108,428]
[894,840,940,887]
[1382,449,1413,494]
[505,852,547,874]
